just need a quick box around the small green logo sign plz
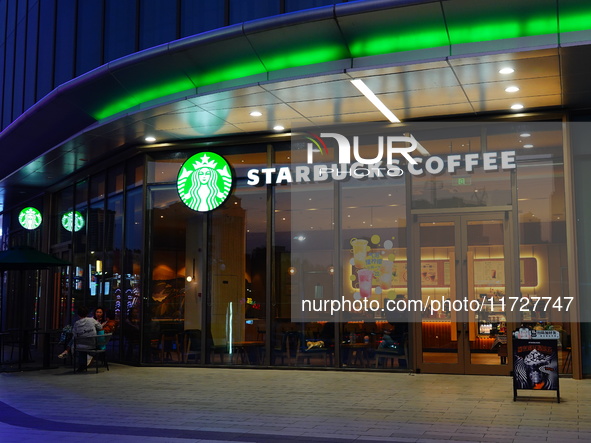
[19,207,42,230]
[177,152,233,212]
[61,211,85,232]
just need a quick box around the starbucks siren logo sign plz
[177,152,233,212]
[19,207,42,230]
[61,211,85,232]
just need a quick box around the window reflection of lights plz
[282,217,286,221]
[294,235,306,241]
[523,144,534,148]
[288,267,297,276]
[328,266,335,275]
[520,133,531,138]
[350,78,401,123]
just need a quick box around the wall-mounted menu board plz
[473,257,537,287]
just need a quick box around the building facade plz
[1,0,591,377]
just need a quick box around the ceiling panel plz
[354,68,461,93]
[380,86,469,110]
[206,103,304,124]
[471,95,562,112]
[269,79,362,102]
[463,77,562,102]
[196,91,285,111]
[452,56,560,84]
[288,96,377,117]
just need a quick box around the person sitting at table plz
[93,306,108,326]
[72,305,103,372]
[93,307,118,333]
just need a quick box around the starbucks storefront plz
[130,119,573,375]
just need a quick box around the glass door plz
[414,212,514,375]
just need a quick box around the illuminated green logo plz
[177,152,233,212]
[19,207,42,230]
[61,211,85,232]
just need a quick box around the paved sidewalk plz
[0,364,589,442]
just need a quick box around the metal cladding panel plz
[244,8,349,74]
[559,44,591,107]
[54,65,140,122]
[100,45,196,121]
[558,0,591,44]
[443,0,559,56]
[170,25,267,91]
[0,93,95,182]
[335,1,449,59]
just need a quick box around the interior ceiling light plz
[511,104,524,110]
[520,133,531,138]
[145,136,156,142]
[505,86,520,93]
[273,125,285,131]
[250,111,262,117]
[499,67,515,74]
[350,78,400,123]
[524,144,534,148]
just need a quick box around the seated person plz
[72,305,103,372]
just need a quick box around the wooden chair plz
[374,333,407,369]
[286,331,330,366]
[183,329,202,363]
[159,330,181,363]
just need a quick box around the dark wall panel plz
[36,0,56,101]
[54,0,76,87]
[24,0,39,109]
[180,0,225,38]
[76,0,103,76]
[229,0,280,25]
[2,0,16,128]
[104,0,137,62]
[0,0,8,128]
[139,0,178,50]
[12,0,27,119]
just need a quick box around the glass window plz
[127,155,144,189]
[209,179,268,366]
[410,123,512,209]
[72,180,88,309]
[515,122,570,373]
[108,164,125,196]
[106,194,124,317]
[90,173,106,203]
[123,187,143,363]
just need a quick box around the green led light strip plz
[92,6,591,122]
